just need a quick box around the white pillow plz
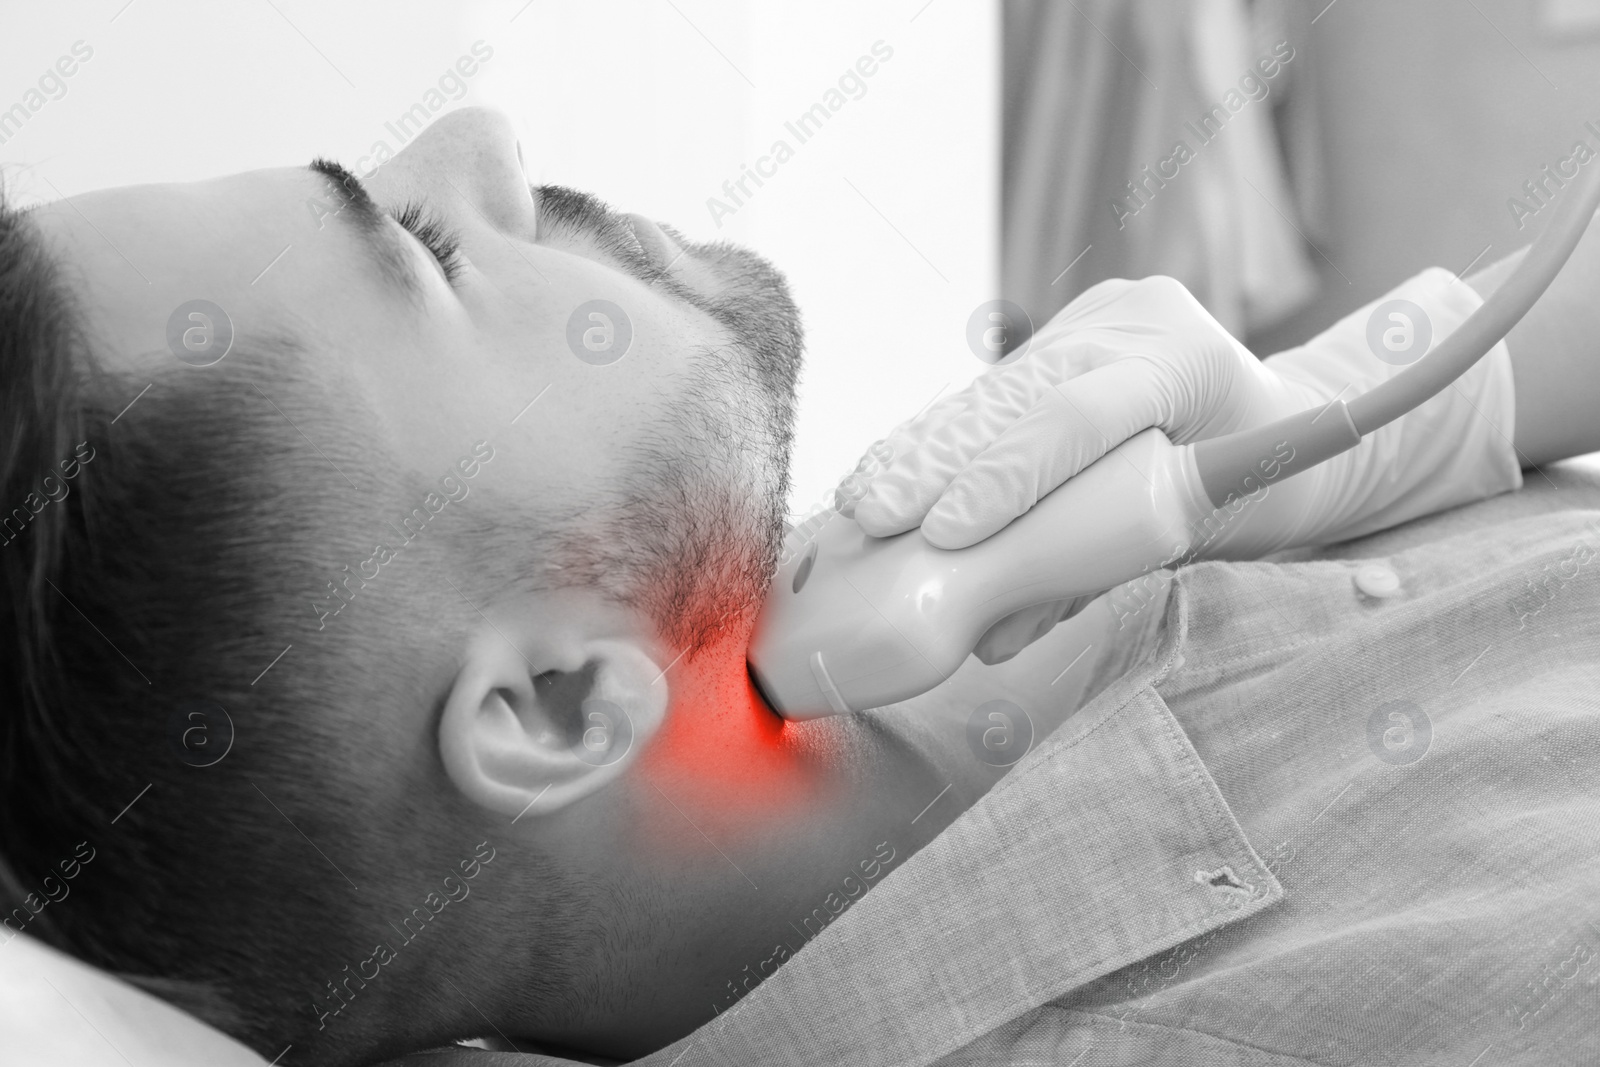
[0,932,267,1066]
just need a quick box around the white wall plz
[0,0,998,518]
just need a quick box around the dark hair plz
[0,192,101,931]
[0,190,415,1034]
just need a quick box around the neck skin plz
[634,629,837,836]
[516,624,955,1059]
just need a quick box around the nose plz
[369,105,537,236]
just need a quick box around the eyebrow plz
[306,157,425,301]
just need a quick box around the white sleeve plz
[1260,266,1523,545]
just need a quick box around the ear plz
[438,603,669,820]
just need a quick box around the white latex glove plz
[845,271,1520,662]
[852,275,1313,549]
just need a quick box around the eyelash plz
[390,202,465,285]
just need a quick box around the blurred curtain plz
[1002,0,1320,339]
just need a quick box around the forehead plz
[30,168,350,375]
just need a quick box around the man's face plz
[29,107,1074,1059]
[43,106,799,659]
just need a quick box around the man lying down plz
[1,105,1597,1067]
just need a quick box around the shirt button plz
[1354,562,1402,599]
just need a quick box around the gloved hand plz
[851,275,1317,550]
[843,270,1520,662]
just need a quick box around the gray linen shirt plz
[396,463,1600,1067]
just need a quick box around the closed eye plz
[390,201,465,285]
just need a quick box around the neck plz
[634,629,833,837]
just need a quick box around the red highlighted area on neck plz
[634,632,833,845]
